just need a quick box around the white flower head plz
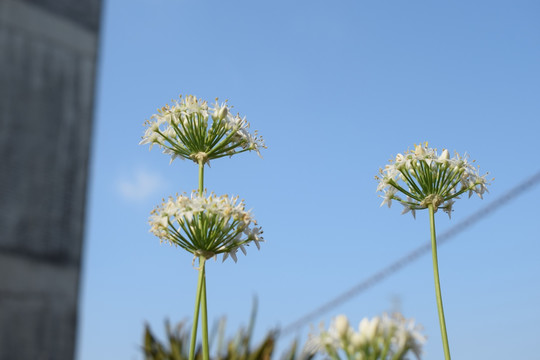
[140,95,266,165]
[376,142,490,218]
[149,191,264,263]
[307,313,426,360]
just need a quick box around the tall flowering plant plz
[141,95,266,360]
[376,143,489,360]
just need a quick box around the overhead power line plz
[280,170,540,336]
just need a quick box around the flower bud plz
[414,144,426,157]
[359,318,370,334]
[334,315,349,337]
[219,106,228,120]
[350,332,364,347]
[213,104,228,120]
[438,149,450,162]
[365,317,379,340]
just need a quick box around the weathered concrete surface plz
[0,0,101,359]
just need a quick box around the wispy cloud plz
[116,168,164,202]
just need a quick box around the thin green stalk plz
[398,169,423,199]
[428,204,452,360]
[199,160,204,195]
[200,259,210,360]
[189,258,205,360]
[188,160,208,360]
[198,159,210,360]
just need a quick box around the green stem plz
[189,257,205,360]
[199,160,204,195]
[188,161,208,360]
[200,259,210,360]
[198,160,210,360]
[428,204,452,360]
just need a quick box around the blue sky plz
[77,1,540,359]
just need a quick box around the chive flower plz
[376,143,489,218]
[149,192,263,263]
[140,95,266,164]
[306,313,426,360]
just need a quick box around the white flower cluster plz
[376,143,489,218]
[306,313,426,360]
[149,192,263,263]
[140,95,266,163]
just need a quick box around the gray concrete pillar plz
[0,0,102,359]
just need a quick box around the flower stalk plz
[198,159,210,360]
[200,262,209,360]
[189,159,210,360]
[189,256,205,360]
[429,204,451,360]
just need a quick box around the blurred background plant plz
[305,313,425,360]
[142,301,313,360]
[142,306,425,360]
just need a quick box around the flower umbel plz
[306,313,426,360]
[140,95,266,164]
[376,142,489,218]
[150,191,264,263]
